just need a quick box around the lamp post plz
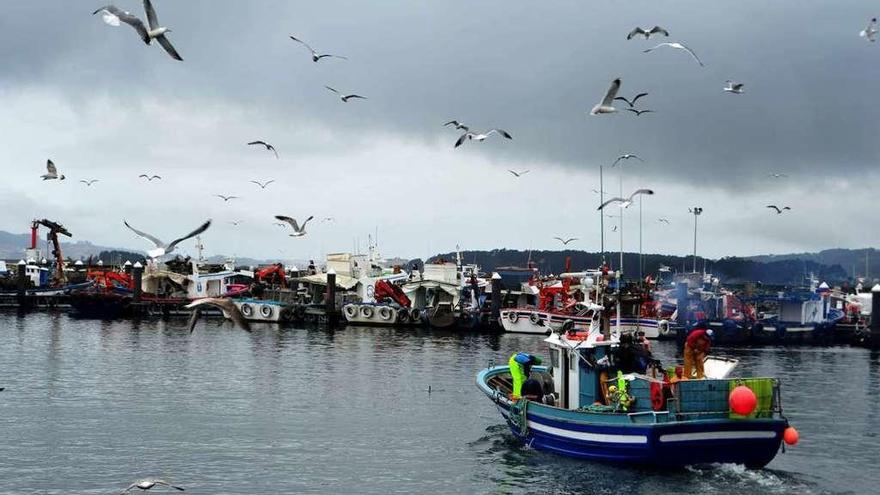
[599,163,605,264]
[691,207,703,273]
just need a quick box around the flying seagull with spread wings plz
[275,215,314,237]
[598,189,655,210]
[289,35,347,62]
[590,78,621,115]
[554,237,578,245]
[658,218,670,224]
[139,174,161,181]
[643,42,704,67]
[123,219,211,258]
[508,170,529,177]
[247,140,278,158]
[627,26,669,40]
[186,298,251,333]
[41,160,65,180]
[766,205,791,214]
[325,86,366,102]
[118,478,184,494]
[93,0,183,61]
[444,120,469,131]
[214,195,239,202]
[614,92,648,108]
[626,109,654,116]
[724,80,745,94]
[454,129,512,148]
[250,179,275,189]
[768,173,788,179]
[612,153,644,167]
[80,179,99,186]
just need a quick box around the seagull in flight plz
[614,92,648,108]
[598,189,655,210]
[590,78,621,115]
[611,226,618,232]
[228,220,242,226]
[644,42,704,67]
[554,237,578,245]
[93,0,183,61]
[289,35,347,62]
[214,195,239,202]
[444,120,469,131]
[321,217,335,223]
[123,219,211,258]
[768,173,788,178]
[626,109,655,116]
[658,218,670,224]
[275,215,314,237]
[247,141,278,158]
[139,174,161,181]
[861,18,878,42]
[454,129,512,148]
[79,179,99,186]
[591,188,609,195]
[508,170,529,177]
[250,179,275,189]
[627,26,669,40]
[612,153,644,167]
[325,86,366,102]
[273,222,288,228]
[186,298,251,333]
[41,160,65,180]
[724,80,745,94]
[766,205,791,214]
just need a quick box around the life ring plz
[378,306,392,321]
[240,303,253,318]
[260,304,273,318]
[410,308,422,321]
[658,320,671,336]
[344,304,358,319]
[529,312,542,325]
[360,305,374,319]
[508,311,519,323]
[650,382,665,411]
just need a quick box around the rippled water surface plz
[0,311,876,494]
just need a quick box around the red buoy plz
[783,426,799,445]
[729,385,757,415]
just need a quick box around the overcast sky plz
[1,0,877,264]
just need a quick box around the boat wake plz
[686,463,819,494]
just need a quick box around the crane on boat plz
[31,218,72,286]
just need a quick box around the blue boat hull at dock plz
[478,366,786,468]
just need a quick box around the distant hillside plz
[429,249,851,285]
[747,248,878,279]
[0,231,133,261]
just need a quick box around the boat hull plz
[500,309,660,338]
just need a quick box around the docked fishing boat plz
[403,255,486,329]
[752,279,844,344]
[476,308,797,467]
[343,279,423,326]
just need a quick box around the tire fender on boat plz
[240,303,253,318]
[260,304,273,319]
[344,304,358,319]
[378,306,392,321]
[508,311,519,323]
[397,309,410,323]
[410,308,422,321]
[658,320,671,336]
[360,305,374,319]
[529,312,542,325]
[280,308,294,322]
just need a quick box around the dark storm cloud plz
[1,0,876,190]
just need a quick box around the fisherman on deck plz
[683,323,713,379]
[509,352,542,399]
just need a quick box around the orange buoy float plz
[729,385,757,415]
[783,426,799,445]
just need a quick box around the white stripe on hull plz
[658,431,777,443]
[528,420,649,444]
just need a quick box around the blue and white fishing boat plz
[476,305,795,468]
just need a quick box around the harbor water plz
[0,312,876,494]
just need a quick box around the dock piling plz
[490,272,501,325]
[870,285,880,344]
[132,262,143,302]
[326,269,337,325]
